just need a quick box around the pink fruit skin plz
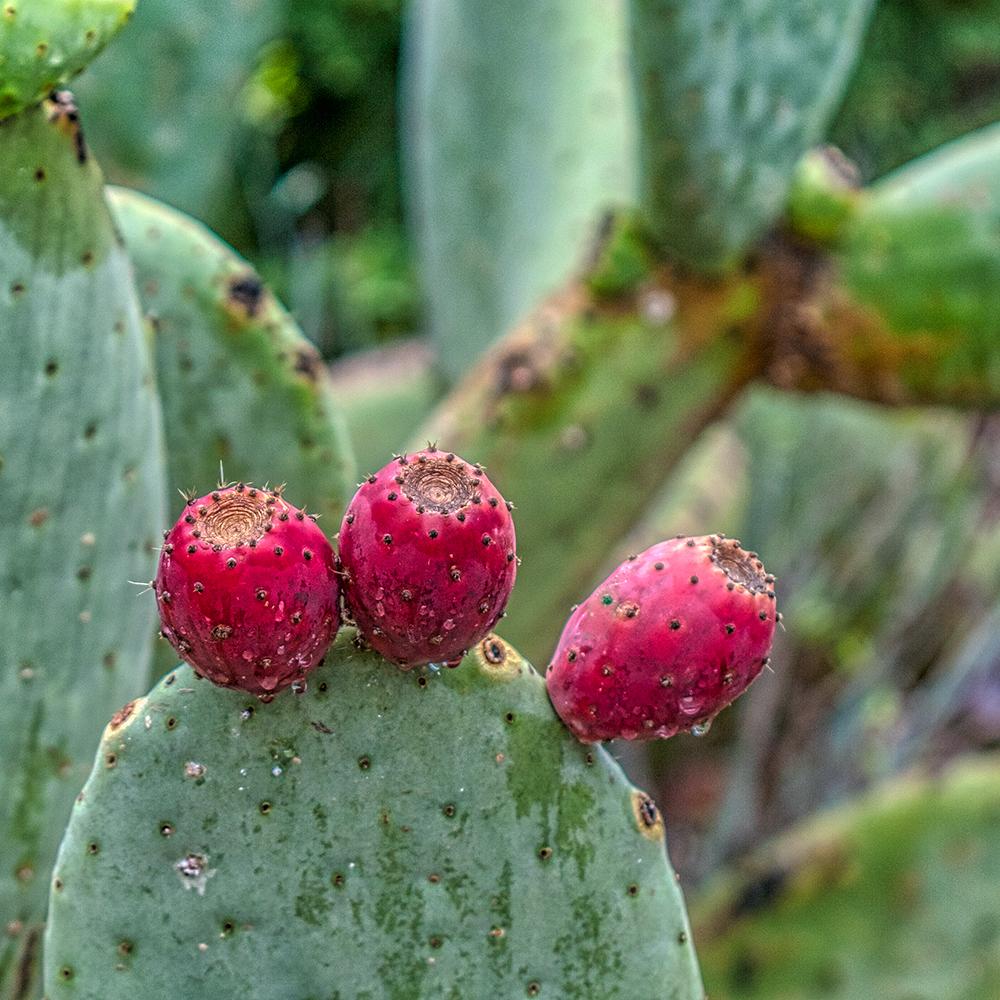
[338,449,517,667]
[546,535,776,742]
[155,487,340,699]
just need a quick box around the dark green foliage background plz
[829,0,1000,181]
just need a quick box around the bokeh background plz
[75,0,1000,365]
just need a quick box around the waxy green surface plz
[71,0,276,219]
[629,0,875,272]
[403,0,636,380]
[692,755,1000,1000]
[107,186,355,526]
[0,98,164,999]
[0,0,134,118]
[839,121,1000,406]
[46,632,704,999]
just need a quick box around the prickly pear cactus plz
[71,0,277,220]
[836,121,1000,405]
[403,0,637,379]
[413,269,757,665]
[627,0,876,272]
[0,0,134,118]
[106,186,355,525]
[44,633,704,999]
[0,96,164,998]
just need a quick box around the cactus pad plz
[629,0,876,272]
[836,121,1000,406]
[0,0,134,119]
[45,632,704,999]
[0,97,164,998]
[106,186,355,525]
[70,0,277,218]
[403,0,636,379]
[691,755,1000,999]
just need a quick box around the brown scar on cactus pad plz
[45,90,88,164]
[225,273,265,319]
[631,789,666,842]
[155,484,340,700]
[546,534,776,742]
[338,448,517,667]
[108,699,139,731]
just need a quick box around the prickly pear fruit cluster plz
[338,448,517,666]
[546,534,776,742]
[155,485,340,700]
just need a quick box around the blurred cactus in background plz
[5,0,1000,997]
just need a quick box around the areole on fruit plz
[195,486,274,545]
[398,454,478,512]
[708,535,771,592]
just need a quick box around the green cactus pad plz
[0,0,134,119]
[784,145,862,246]
[403,0,636,381]
[629,0,876,273]
[105,186,355,525]
[690,754,1000,999]
[45,632,704,999]
[0,97,163,998]
[836,121,1000,406]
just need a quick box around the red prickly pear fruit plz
[545,534,776,742]
[154,485,340,701]
[337,447,517,667]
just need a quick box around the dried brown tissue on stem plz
[434,265,767,442]
[747,227,962,406]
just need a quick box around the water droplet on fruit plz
[691,720,712,737]
[259,673,279,691]
[443,619,455,631]
[376,601,385,617]
[620,728,640,740]
[678,695,702,716]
